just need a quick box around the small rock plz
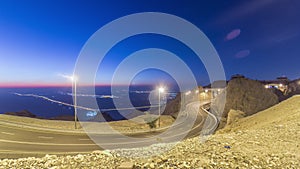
[149,163,155,168]
[118,162,134,169]
[224,145,231,149]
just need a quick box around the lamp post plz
[204,89,208,100]
[158,87,165,128]
[71,76,78,129]
[60,74,78,129]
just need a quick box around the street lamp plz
[158,87,165,128]
[71,75,78,129]
[59,74,78,129]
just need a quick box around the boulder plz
[226,109,246,125]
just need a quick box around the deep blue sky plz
[0,0,300,87]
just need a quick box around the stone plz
[226,109,246,125]
[118,162,134,169]
[149,163,155,168]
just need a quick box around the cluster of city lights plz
[185,88,210,96]
[265,83,284,89]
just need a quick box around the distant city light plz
[86,111,97,117]
[185,91,191,95]
[279,84,283,87]
[205,89,208,93]
[195,90,199,94]
[265,85,269,89]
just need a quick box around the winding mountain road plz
[0,101,218,158]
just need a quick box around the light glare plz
[159,87,165,93]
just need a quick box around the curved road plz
[0,101,217,158]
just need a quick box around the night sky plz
[1,0,300,87]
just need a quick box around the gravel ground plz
[0,96,299,168]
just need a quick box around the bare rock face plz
[212,78,279,118]
[162,93,182,118]
[287,79,300,96]
[226,109,246,126]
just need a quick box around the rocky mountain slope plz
[287,78,300,96]
[211,77,279,128]
[215,77,278,117]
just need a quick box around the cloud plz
[252,30,300,49]
[216,0,274,24]
[268,31,300,44]
[57,73,74,80]
[235,50,250,58]
[225,29,241,41]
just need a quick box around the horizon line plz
[0,83,177,88]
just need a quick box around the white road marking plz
[0,138,96,146]
[38,136,53,139]
[1,132,15,136]
[0,150,14,152]
[115,137,127,139]
[78,138,91,141]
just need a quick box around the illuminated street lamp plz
[158,87,165,128]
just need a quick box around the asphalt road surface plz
[0,101,216,158]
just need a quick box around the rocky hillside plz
[287,78,300,96]
[1,96,299,168]
[162,93,182,118]
[212,77,278,118]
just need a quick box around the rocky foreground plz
[1,96,300,168]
